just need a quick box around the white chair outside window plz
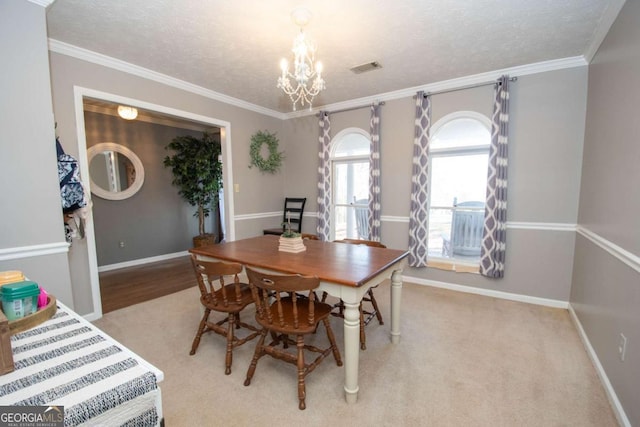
[442,200,485,258]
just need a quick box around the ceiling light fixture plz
[277,7,325,111]
[117,105,138,120]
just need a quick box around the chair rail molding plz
[577,226,640,274]
[0,242,70,261]
[239,212,578,233]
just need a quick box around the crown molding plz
[49,38,587,122]
[285,56,588,119]
[583,0,627,63]
[48,39,287,120]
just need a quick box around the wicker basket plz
[8,295,57,335]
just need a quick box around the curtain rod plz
[416,76,518,98]
[317,101,385,117]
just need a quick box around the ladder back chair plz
[243,267,343,410]
[189,254,260,374]
[328,239,387,350]
[263,197,307,236]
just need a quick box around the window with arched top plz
[428,112,490,265]
[330,129,371,240]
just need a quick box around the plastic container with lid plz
[1,280,40,321]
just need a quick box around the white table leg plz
[342,300,360,403]
[390,269,403,344]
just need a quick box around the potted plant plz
[163,131,223,247]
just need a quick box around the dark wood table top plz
[190,235,409,287]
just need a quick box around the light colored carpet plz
[93,282,618,426]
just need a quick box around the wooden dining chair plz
[189,254,260,374]
[243,267,343,410]
[329,239,387,350]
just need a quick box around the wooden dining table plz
[190,234,409,403]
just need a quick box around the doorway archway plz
[73,87,235,319]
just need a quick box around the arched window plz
[428,112,490,263]
[330,129,370,240]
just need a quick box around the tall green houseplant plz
[164,131,223,247]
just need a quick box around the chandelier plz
[277,7,325,111]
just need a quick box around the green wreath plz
[249,130,284,174]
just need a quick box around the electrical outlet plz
[618,333,627,362]
[119,241,125,248]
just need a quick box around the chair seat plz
[258,298,333,334]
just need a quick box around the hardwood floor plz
[99,255,196,313]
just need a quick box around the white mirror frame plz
[87,142,145,200]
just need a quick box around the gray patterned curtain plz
[408,92,432,267]
[480,76,510,278]
[316,112,332,241]
[368,104,381,241]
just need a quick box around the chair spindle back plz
[246,267,319,330]
[191,255,245,307]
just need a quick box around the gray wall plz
[0,0,74,308]
[283,67,587,302]
[84,111,207,266]
[571,1,640,425]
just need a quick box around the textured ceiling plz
[46,0,616,113]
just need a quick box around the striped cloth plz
[0,303,163,426]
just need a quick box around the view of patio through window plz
[331,130,370,240]
[428,115,490,263]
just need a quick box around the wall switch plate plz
[618,333,627,362]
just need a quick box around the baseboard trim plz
[98,251,189,273]
[0,242,70,262]
[568,304,631,427]
[82,311,101,322]
[403,275,569,309]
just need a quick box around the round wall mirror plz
[87,142,145,200]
